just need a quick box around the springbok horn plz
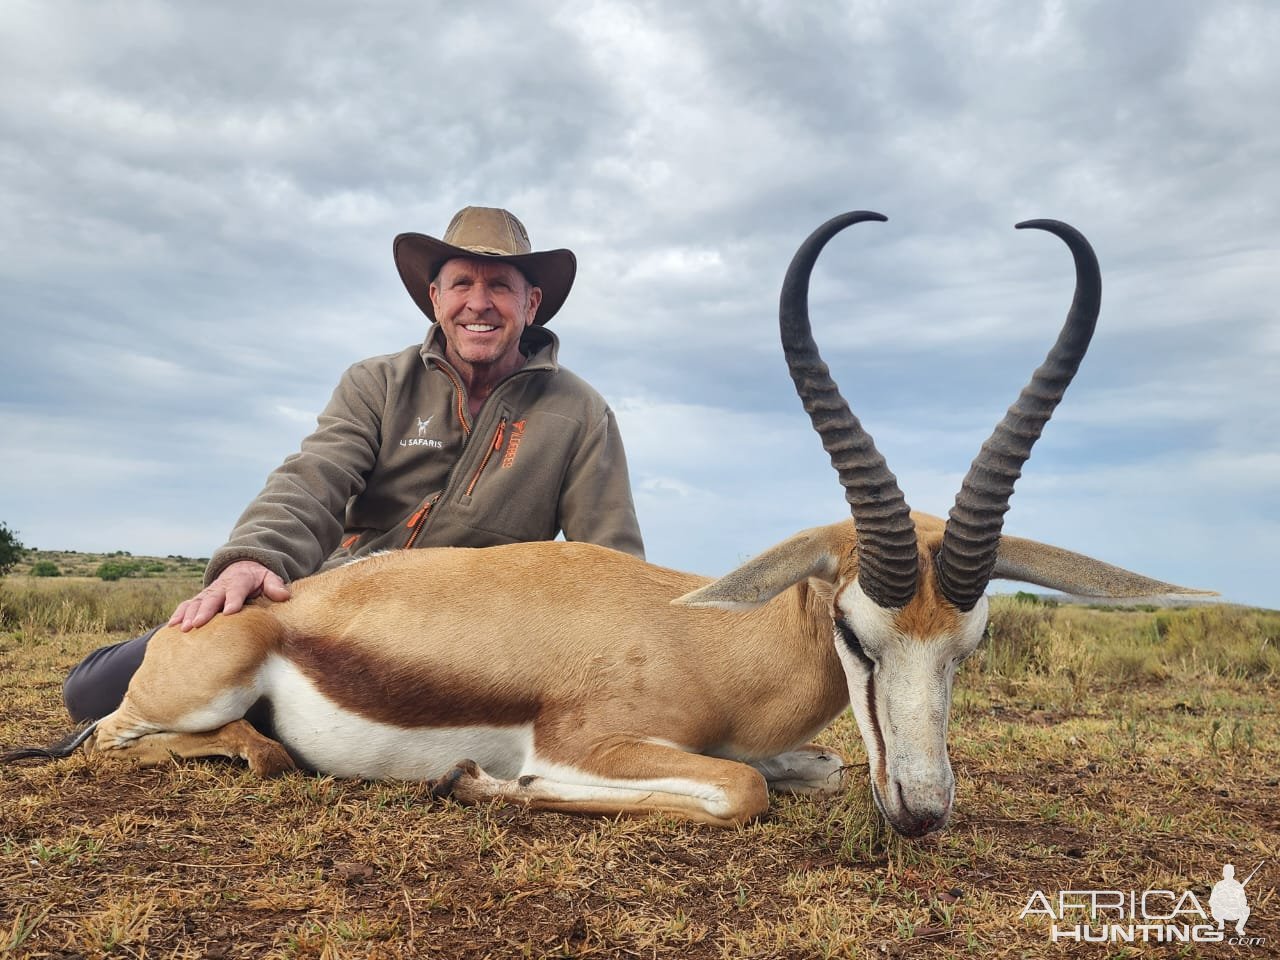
[937,220,1102,611]
[780,211,918,609]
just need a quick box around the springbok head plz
[681,212,1206,836]
[790,210,1106,836]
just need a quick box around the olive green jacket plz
[205,325,644,585]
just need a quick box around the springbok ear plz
[993,535,1217,599]
[673,525,846,609]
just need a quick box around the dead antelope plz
[3,212,1211,837]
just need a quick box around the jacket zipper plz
[437,364,473,437]
[406,353,536,548]
[402,363,473,550]
[464,418,506,498]
[404,494,440,549]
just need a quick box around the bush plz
[96,559,143,581]
[1011,589,1058,608]
[31,560,62,577]
[0,521,24,577]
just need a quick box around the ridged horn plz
[937,220,1102,611]
[780,211,918,609]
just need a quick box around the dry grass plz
[1,574,1277,958]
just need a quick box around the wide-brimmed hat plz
[394,207,577,325]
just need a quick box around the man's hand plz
[167,559,292,632]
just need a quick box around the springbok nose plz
[894,780,952,837]
[899,810,948,837]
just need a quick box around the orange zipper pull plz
[404,498,436,549]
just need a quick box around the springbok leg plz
[90,719,295,776]
[90,609,290,775]
[749,744,847,796]
[429,741,771,827]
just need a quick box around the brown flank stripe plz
[281,634,542,728]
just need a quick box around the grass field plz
[1,560,1277,959]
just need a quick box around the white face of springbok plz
[775,210,1104,836]
[676,516,997,837]
[834,575,988,836]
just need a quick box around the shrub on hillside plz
[31,560,61,577]
[96,558,143,581]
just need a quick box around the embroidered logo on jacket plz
[401,415,443,449]
[501,420,528,468]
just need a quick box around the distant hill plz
[11,549,208,580]
[6,551,1239,609]
[990,588,1227,611]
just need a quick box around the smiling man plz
[63,207,644,722]
[431,259,541,403]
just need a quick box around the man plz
[64,206,644,721]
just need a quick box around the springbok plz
[4,212,1211,837]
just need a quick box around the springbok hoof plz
[248,742,297,778]
[428,759,479,800]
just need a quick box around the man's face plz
[429,258,542,373]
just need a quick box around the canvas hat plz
[394,207,577,325]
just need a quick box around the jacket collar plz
[420,323,560,374]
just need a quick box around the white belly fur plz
[259,655,534,780]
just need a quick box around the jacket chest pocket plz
[456,413,575,541]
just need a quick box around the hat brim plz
[393,233,576,326]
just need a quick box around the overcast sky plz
[2,1,1276,609]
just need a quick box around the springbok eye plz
[835,621,876,670]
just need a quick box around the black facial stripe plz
[834,621,887,785]
[836,621,875,671]
[868,667,887,780]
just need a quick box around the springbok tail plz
[0,721,98,763]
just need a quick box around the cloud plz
[2,0,1276,610]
